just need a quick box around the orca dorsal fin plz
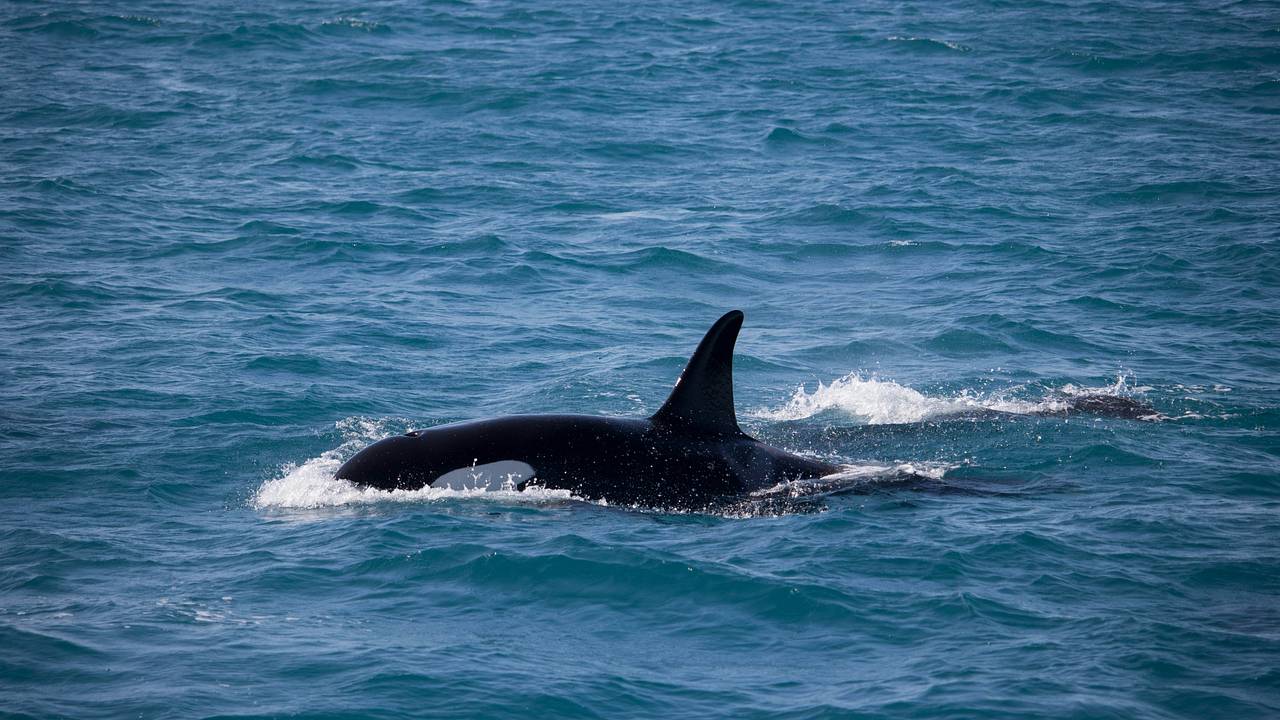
[651,310,745,436]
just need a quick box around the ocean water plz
[3,0,1279,716]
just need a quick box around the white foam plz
[751,461,956,498]
[1059,372,1150,396]
[320,17,387,31]
[595,208,695,222]
[752,374,1069,424]
[818,460,954,484]
[886,35,970,51]
[748,373,1151,424]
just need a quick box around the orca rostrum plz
[335,310,839,509]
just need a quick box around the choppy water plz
[3,0,1279,717]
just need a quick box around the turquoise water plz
[3,0,1279,716]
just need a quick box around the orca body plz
[336,311,839,509]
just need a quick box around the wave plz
[594,208,696,222]
[885,36,972,53]
[748,461,955,499]
[764,126,823,146]
[751,373,1154,424]
[317,17,392,35]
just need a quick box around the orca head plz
[334,433,427,491]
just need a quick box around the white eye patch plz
[430,460,535,491]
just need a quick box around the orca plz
[335,310,839,509]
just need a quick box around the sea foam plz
[751,373,1147,424]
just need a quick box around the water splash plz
[751,373,1151,424]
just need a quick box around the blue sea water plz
[3,0,1279,716]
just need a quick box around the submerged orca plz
[335,310,839,508]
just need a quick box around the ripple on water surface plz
[2,0,1279,717]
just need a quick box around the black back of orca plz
[335,310,838,508]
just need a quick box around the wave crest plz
[750,373,1149,424]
